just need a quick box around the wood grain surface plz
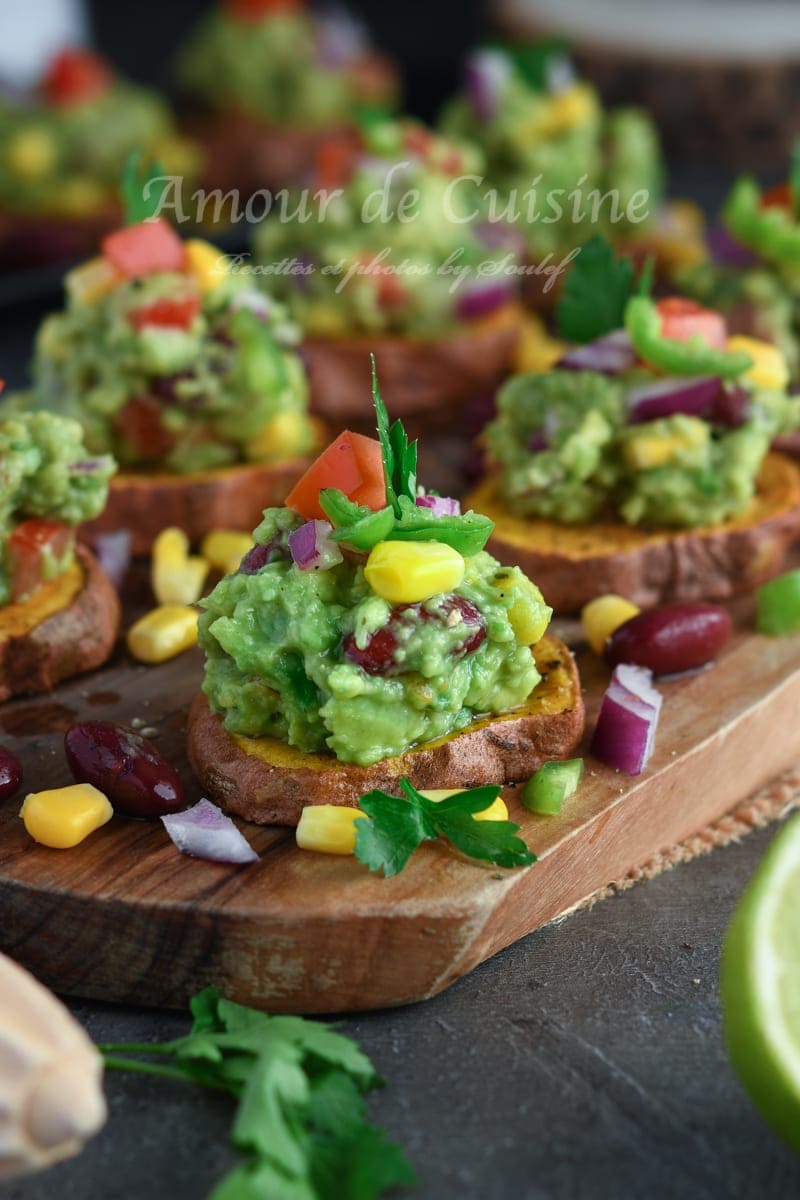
[1,585,799,1014]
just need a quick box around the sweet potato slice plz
[301,304,523,427]
[466,453,800,613]
[0,545,120,702]
[81,435,323,555]
[187,633,584,825]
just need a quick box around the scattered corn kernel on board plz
[2,582,800,1014]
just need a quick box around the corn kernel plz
[246,410,311,463]
[151,527,209,605]
[201,530,254,575]
[514,314,566,375]
[127,605,198,664]
[296,804,364,855]
[581,594,640,655]
[726,335,789,392]
[50,176,108,217]
[185,238,228,295]
[20,783,113,849]
[365,541,465,604]
[65,256,121,306]
[6,126,56,179]
[623,434,683,470]
[419,788,509,821]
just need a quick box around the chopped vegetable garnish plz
[354,776,536,876]
[555,235,634,344]
[625,296,753,380]
[120,151,169,226]
[161,798,258,865]
[590,664,662,776]
[100,987,415,1200]
[756,569,800,636]
[522,759,584,815]
[372,354,417,516]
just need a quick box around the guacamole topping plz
[177,4,393,128]
[15,224,314,474]
[254,118,517,337]
[439,45,663,258]
[0,51,197,219]
[0,412,115,605]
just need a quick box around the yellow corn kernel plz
[726,335,789,392]
[6,126,57,179]
[127,605,198,664]
[201,530,254,575]
[20,784,113,849]
[419,788,509,821]
[365,541,465,604]
[514,314,566,375]
[305,303,350,336]
[581,594,640,655]
[519,82,598,143]
[185,238,227,295]
[65,256,121,306]
[246,410,311,463]
[296,805,364,855]
[151,527,209,605]
[50,176,109,217]
[623,433,683,470]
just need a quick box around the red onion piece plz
[161,799,258,865]
[710,383,750,428]
[93,530,132,589]
[558,329,637,376]
[626,376,722,424]
[708,223,762,269]
[590,663,662,775]
[314,8,367,66]
[474,219,528,259]
[464,49,511,122]
[456,279,514,322]
[415,495,461,517]
[288,520,343,571]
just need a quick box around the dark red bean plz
[65,721,184,819]
[343,596,486,675]
[0,747,22,802]
[605,604,732,676]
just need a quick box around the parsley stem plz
[98,1042,177,1055]
[101,1055,193,1084]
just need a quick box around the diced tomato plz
[285,431,386,520]
[439,150,463,175]
[102,219,186,281]
[359,256,407,311]
[656,296,727,350]
[7,519,73,603]
[113,395,175,463]
[403,125,434,158]
[313,135,361,193]
[224,0,301,22]
[42,48,113,107]
[128,295,201,332]
[761,182,792,211]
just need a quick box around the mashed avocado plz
[440,47,663,259]
[199,507,550,766]
[253,118,514,338]
[16,274,313,475]
[0,412,115,605]
[177,7,391,128]
[488,366,799,529]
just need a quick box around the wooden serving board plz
[2,595,800,1014]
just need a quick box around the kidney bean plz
[604,603,732,677]
[0,747,22,802]
[64,721,184,819]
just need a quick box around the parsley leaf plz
[371,354,417,517]
[121,150,168,225]
[555,235,635,344]
[503,39,569,91]
[99,988,413,1200]
[355,777,536,877]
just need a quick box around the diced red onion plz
[773,432,800,455]
[464,49,511,122]
[590,663,662,775]
[626,376,722,424]
[710,383,750,428]
[558,329,637,376]
[416,494,461,516]
[528,431,549,452]
[545,53,577,94]
[161,799,258,865]
[71,457,109,473]
[708,223,762,269]
[455,278,514,322]
[314,8,367,66]
[230,289,273,318]
[474,219,528,259]
[93,530,132,589]
[288,520,343,571]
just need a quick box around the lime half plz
[721,812,800,1153]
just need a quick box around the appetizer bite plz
[0,411,119,701]
[10,210,319,553]
[176,0,397,194]
[253,117,523,423]
[188,369,584,822]
[466,244,800,611]
[0,48,198,270]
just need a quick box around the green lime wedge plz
[721,812,800,1153]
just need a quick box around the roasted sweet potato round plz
[0,545,120,702]
[187,633,585,825]
[466,453,800,613]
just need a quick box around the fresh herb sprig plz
[555,235,635,344]
[121,150,168,225]
[101,988,415,1200]
[372,355,417,517]
[354,777,536,877]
